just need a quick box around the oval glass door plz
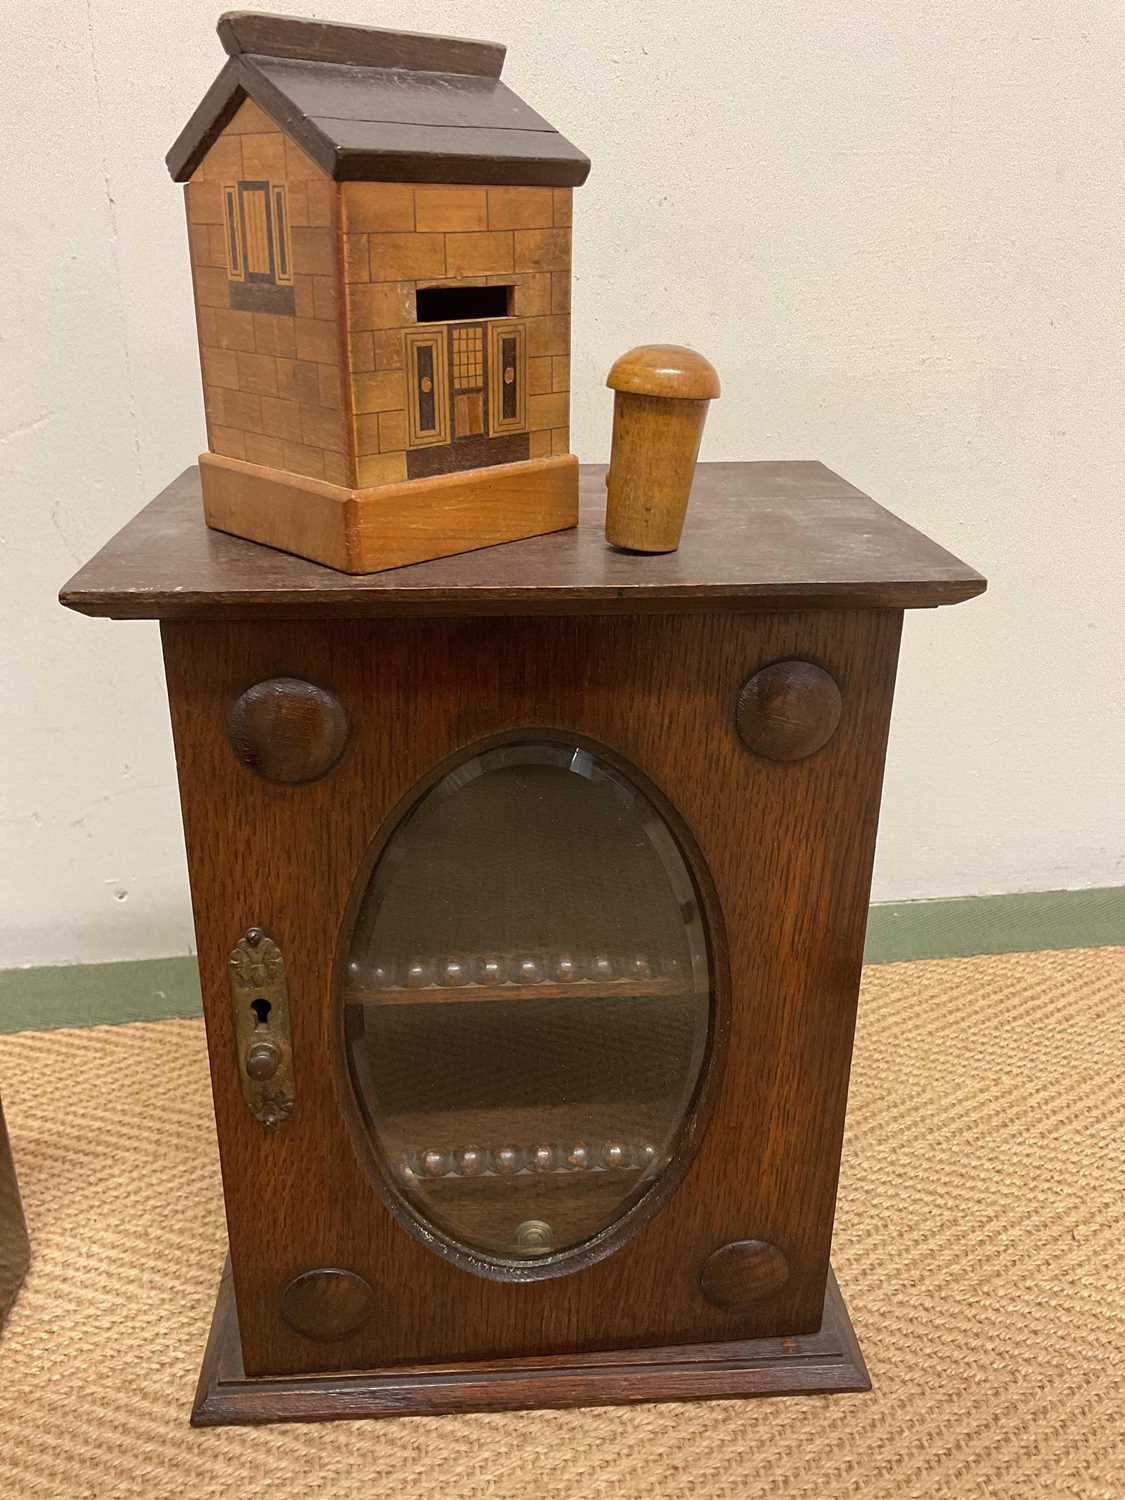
[342,741,712,1272]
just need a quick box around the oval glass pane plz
[342,741,712,1272]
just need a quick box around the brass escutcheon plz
[228,927,295,1129]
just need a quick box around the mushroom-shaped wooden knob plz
[605,345,721,553]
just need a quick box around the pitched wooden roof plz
[167,11,591,187]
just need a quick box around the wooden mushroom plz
[605,345,721,552]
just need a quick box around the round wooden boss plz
[699,1240,790,1309]
[228,677,348,784]
[280,1268,375,1340]
[735,660,842,762]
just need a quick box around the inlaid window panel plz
[223,181,293,286]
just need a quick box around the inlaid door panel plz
[488,320,528,436]
[404,329,451,448]
[450,323,486,437]
[406,320,529,453]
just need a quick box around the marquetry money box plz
[60,458,984,1425]
[168,12,588,574]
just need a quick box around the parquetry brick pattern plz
[185,101,573,492]
[186,100,350,485]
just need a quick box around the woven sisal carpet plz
[0,947,1122,1499]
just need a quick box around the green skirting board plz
[0,885,1121,1035]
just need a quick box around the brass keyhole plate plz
[229,927,295,1129]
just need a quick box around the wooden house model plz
[167,11,590,573]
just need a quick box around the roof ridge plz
[217,10,506,79]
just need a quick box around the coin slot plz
[415,284,512,322]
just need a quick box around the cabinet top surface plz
[59,462,985,621]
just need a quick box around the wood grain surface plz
[60,461,987,620]
[735,660,844,762]
[168,32,590,188]
[228,676,349,784]
[192,1261,868,1424]
[279,1267,376,1341]
[161,605,901,1375]
[606,345,721,402]
[217,13,506,78]
[698,1239,791,1308]
[200,450,578,573]
[605,393,712,552]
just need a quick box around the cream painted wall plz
[2,2,1122,967]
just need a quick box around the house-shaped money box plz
[167,11,589,572]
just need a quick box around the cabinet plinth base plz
[191,1259,870,1427]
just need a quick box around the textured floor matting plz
[0,947,1122,1499]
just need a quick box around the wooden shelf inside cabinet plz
[386,1101,669,1146]
[343,977,690,1008]
[412,1163,647,1196]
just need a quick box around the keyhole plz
[250,997,272,1027]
